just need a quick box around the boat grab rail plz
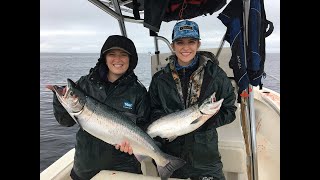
[154,36,174,53]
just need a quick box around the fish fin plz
[200,98,224,115]
[191,118,200,124]
[156,153,186,180]
[134,154,149,163]
[73,116,84,130]
[167,136,177,142]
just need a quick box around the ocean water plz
[40,52,280,173]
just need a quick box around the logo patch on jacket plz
[123,100,133,109]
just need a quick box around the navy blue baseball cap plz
[172,20,200,42]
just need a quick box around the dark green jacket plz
[148,51,237,179]
[52,64,150,179]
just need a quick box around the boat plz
[40,0,279,180]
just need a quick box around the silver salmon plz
[147,92,224,142]
[49,78,185,180]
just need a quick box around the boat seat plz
[217,79,248,180]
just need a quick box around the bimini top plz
[88,0,227,32]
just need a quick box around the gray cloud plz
[40,0,279,53]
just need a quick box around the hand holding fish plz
[115,141,133,155]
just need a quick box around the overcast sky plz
[40,0,280,54]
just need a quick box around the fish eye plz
[70,91,74,96]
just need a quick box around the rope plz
[179,0,188,19]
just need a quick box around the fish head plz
[199,92,224,115]
[52,78,86,114]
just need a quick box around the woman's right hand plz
[115,141,133,155]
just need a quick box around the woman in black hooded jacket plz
[48,35,150,180]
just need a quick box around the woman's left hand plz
[115,141,133,155]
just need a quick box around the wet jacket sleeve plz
[148,76,166,122]
[134,89,151,131]
[52,92,75,127]
[207,75,237,129]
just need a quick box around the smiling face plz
[172,38,201,66]
[105,49,130,82]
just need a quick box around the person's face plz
[105,49,130,77]
[171,38,201,66]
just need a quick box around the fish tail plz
[156,153,186,180]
